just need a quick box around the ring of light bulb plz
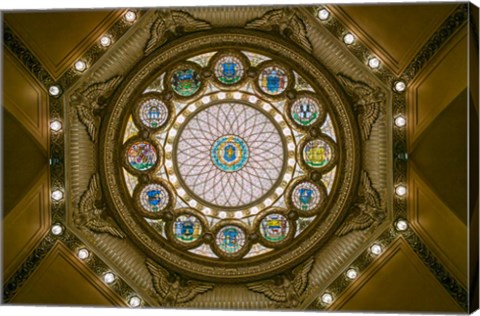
[395,185,407,197]
[77,248,90,260]
[51,224,63,235]
[395,219,408,231]
[317,9,330,20]
[74,60,87,72]
[394,116,407,127]
[343,33,355,45]
[48,85,61,96]
[370,243,383,255]
[368,57,380,69]
[51,190,63,201]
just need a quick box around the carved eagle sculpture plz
[146,259,214,306]
[336,73,385,141]
[144,10,211,55]
[245,9,313,54]
[336,171,384,237]
[71,75,122,143]
[247,257,314,308]
[74,174,125,239]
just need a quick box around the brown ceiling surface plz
[3,109,48,216]
[10,242,125,306]
[334,238,463,313]
[4,10,121,79]
[331,4,456,75]
[411,89,468,224]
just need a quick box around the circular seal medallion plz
[211,135,249,172]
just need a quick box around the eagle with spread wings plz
[144,10,211,55]
[74,174,125,239]
[146,259,214,306]
[71,75,122,143]
[336,171,385,237]
[336,73,385,141]
[247,257,314,307]
[245,9,313,54]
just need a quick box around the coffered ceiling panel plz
[408,28,467,148]
[4,10,122,79]
[334,238,463,313]
[10,242,125,306]
[408,168,468,286]
[3,49,49,152]
[330,4,457,75]
[3,170,50,280]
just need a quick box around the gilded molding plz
[247,257,314,308]
[145,259,214,306]
[245,9,313,54]
[402,4,468,82]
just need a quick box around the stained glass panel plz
[259,213,289,243]
[216,226,246,254]
[139,183,169,213]
[127,141,157,171]
[139,98,168,129]
[171,68,201,97]
[303,139,332,168]
[258,66,288,95]
[291,97,321,127]
[292,181,321,212]
[173,214,202,243]
[214,55,244,84]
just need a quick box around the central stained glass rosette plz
[211,135,249,172]
[170,99,293,210]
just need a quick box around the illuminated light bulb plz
[234,211,243,218]
[248,95,258,103]
[219,212,227,219]
[233,92,242,99]
[48,85,61,96]
[218,92,226,99]
[394,81,406,92]
[77,248,90,260]
[395,185,407,197]
[51,224,63,235]
[368,57,380,69]
[394,116,406,127]
[51,190,63,201]
[370,243,383,255]
[124,11,137,23]
[103,272,116,284]
[50,120,62,132]
[395,219,408,231]
[321,293,333,304]
[346,268,358,280]
[74,60,87,72]
[318,9,330,21]
[99,35,112,47]
[343,33,355,45]
[128,296,141,307]
[202,96,210,104]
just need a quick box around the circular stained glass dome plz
[102,32,359,282]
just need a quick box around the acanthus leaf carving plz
[74,173,126,239]
[336,170,385,237]
[245,9,313,54]
[336,73,385,141]
[146,258,214,306]
[144,10,212,55]
[246,256,314,308]
[70,75,122,142]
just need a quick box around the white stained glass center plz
[174,102,285,208]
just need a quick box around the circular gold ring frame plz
[284,92,327,132]
[210,220,252,260]
[297,135,338,175]
[208,50,251,90]
[101,30,360,282]
[254,60,295,101]
[253,207,296,249]
[165,208,209,250]
[122,136,163,177]
[132,92,176,133]
[132,179,176,219]
[164,61,206,101]
[284,176,328,218]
